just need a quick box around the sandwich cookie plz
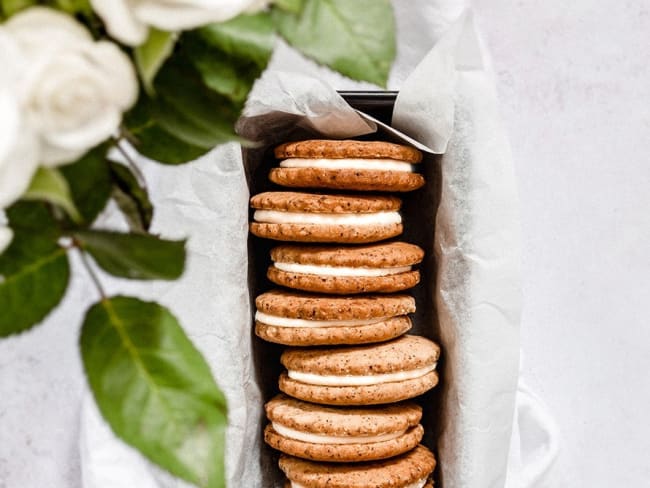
[255,290,415,346]
[265,394,423,462]
[279,335,440,406]
[250,192,403,243]
[280,444,436,488]
[268,242,424,295]
[271,139,425,192]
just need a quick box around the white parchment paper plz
[80,10,521,488]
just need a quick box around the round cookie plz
[255,290,415,346]
[271,140,425,192]
[268,242,424,295]
[265,394,423,462]
[275,140,423,163]
[250,192,403,243]
[280,444,436,488]
[279,335,440,406]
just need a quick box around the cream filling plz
[287,363,437,387]
[291,478,427,488]
[256,311,392,328]
[253,210,401,226]
[272,422,405,445]
[280,157,414,173]
[273,262,412,277]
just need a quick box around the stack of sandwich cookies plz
[255,291,415,346]
[271,139,425,192]
[249,138,440,485]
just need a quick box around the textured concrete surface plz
[1,1,649,487]
[473,0,650,486]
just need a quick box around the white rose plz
[91,0,270,46]
[0,225,13,254]
[0,31,39,209]
[4,7,138,166]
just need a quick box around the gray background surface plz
[1,1,649,486]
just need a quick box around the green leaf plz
[135,28,178,95]
[184,39,259,104]
[1,0,36,16]
[196,13,275,69]
[186,14,274,105]
[273,0,396,87]
[60,143,112,224]
[81,297,227,488]
[23,167,82,224]
[74,230,185,280]
[155,57,243,146]
[109,161,154,233]
[124,98,208,165]
[6,201,59,235]
[0,204,69,337]
[273,0,304,13]
[125,56,243,163]
[50,0,92,14]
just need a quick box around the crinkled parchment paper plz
[80,11,520,488]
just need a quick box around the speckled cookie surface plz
[255,316,412,346]
[265,424,423,462]
[264,395,423,462]
[281,335,440,376]
[279,444,436,488]
[279,371,439,405]
[267,242,423,293]
[279,336,440,405]
[283,481,433,488]
[269,168,425,192]
[274,140,423,163]
[251,222,403,243]
[255,290,414,344]
[265,395,422,435]
[271,242,424,267]
[250,192,401,213]
[255,290,416,321]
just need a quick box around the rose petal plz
[0,225,13,254]
[0,91,21,167]
[91,0,149,46]
[134,0,267,31]
[0,126,40,209]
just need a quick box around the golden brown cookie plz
[283,481,433,488]
[279,335,440,406]
[250,192,403,243]
[267,242,424,295]
[274,140,423,163]
[264,394,423,462]
[272,140,425,192]
[255,290,414,346]
[279,444,436,488]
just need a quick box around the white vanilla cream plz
[287,363,437,387]
[254,210,401,226]
[404,479,428,488]
[273,262,412,277]
[272,422,405,445]
[290,478,427,488]
[255,311,391,328]
[280,157,414,173]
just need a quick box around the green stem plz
[112,137,148,191]
[76,245,107,301]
